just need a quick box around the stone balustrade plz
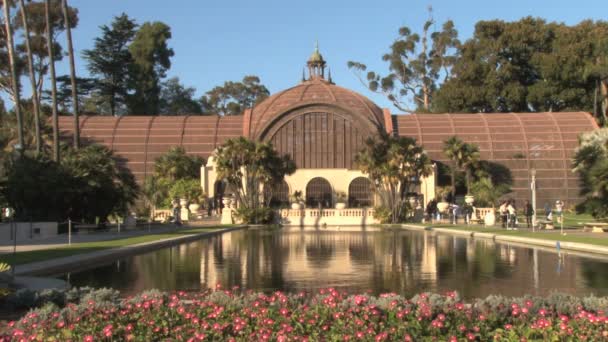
[153,209,173,222]
[278,208,378,226]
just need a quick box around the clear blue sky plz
[21,0,608,112]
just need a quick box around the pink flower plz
[84,336,94,342]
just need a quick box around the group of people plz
[498,199,534,229]
[425,199,475,224]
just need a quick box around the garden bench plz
[583,222,608,233]
[75,224,99,234]
[538,220,554,230]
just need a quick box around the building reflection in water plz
[63,228,608,299]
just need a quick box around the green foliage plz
[289,190,303,203]
[573,129,608,219]
[0,154,73,221]
[233,207,275,224]
[143,147,204,212]
[200,75,270,116]
[470,177,511,208]
[128,21,174,114]
[442,136,480,195]
[372,206,392,224]
[0,144,138,222]
[153,146,203,181]
[356,133,432,223]
[433,18,608,119]
[348,9,460,112]
[336,191,347,202]
[214,137,295,210]
[5,0,78,102]
[61,144,139,222]
[159,77,202,114]
[168,178,203,203]
[82,13,137,116]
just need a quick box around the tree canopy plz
[200,75,269,116]
[351,16,608,124]
[356,133,433,223]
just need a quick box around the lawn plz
[430,223,608,247]
[0,226,223,266]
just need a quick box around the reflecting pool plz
[59,227,608,299]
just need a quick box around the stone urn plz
[179,198,188,208]
[484,210,496,226]
[335,202,346,210]
[222,197,232,209]
[291,202,303,210]
[465,195,475,205]
[188,203,200,213]
[437,202,450,214]
[408,196,418,207]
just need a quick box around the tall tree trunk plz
[61,0,79,148]
[45,0,59,162]
[465,168,471,195]
[601,79,608,127]
[3,1,25,154]
[450,162,456,201]
[18,0,42,155]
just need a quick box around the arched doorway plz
[264,180,290,208]
[306,177,332,208]
[348,177,374,207]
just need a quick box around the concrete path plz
[0,217,220,255]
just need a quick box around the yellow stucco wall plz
[201,156,437,208]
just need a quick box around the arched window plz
[348,177,374,207]
[306,177,332,208]
[264,180,290,208]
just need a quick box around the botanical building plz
[58,48,599,208]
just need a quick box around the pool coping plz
[400,224,608,257]
[13,226,246,277]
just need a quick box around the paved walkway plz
[0,217,220,255]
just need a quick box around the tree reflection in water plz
[62,228,608,299]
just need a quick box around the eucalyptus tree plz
[44,0,58,161]
[17,0,41,154]
[61,0,78,148]
[356,134,433,223]
[348,8,459,112]
[214,137,295,211]
[2,0,25,153]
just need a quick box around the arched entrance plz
[348,177,374,207]
[264,180,290,208]
[306,177,332,208]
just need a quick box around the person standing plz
[507,200,517,229]
[524,200,534,228]
[544,202,552,220]
[499,201,508,228]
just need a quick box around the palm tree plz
[443,136,480,196]
[61,0,78,149]
[2,0,25,153]
[461,143,480,195]
[18,0,42,154]
[44,0,59,161]
[442,136,464,200]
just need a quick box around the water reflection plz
[61,228,608,299]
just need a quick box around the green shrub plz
[234,207,275,224]
[373,206,392,224]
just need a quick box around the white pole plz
[68,219,72,245]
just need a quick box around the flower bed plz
[2,286,608,341]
